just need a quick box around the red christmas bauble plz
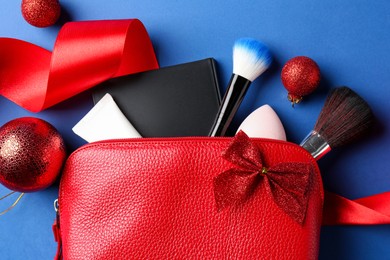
[281,56,321,105]
[21,0,61,28]
[0,117,66,192]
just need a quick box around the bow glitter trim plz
[213,131,314,225]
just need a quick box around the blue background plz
[1,0,390,259]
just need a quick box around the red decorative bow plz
[0,19,158,112]
[213,131,313,225]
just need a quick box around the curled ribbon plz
[323,190,390,225]
[213,131,314,225]
[0,19,159,112]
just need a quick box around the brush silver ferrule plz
[300,131,331,160]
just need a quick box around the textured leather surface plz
[58,137,323,259]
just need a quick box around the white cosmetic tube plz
[72,93,141,143]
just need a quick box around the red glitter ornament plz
[0,117,66,192]
[21,0,61,28]
[281,56,321,106]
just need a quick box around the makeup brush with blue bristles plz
[209,38,272,137]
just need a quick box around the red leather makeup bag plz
[54,132,323,259]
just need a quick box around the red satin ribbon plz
[0,19,159,112]
[323,191,390,225]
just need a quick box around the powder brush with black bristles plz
[209,38,272,137]
[300,86,374,159]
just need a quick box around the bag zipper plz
[52,199,62,260]
[66,136,291,160]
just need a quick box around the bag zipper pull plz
[52,199,62,260]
